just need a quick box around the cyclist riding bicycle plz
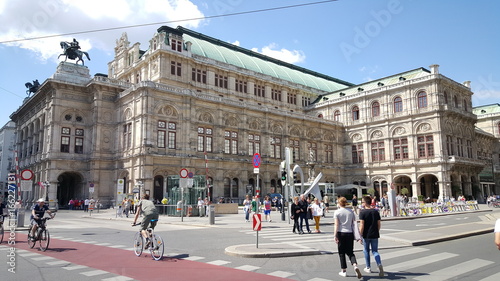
[132,194,159,248]
[30,198,54,240]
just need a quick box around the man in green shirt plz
[132,194,159,247]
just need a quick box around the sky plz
[1,0,499,126]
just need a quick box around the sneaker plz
[378,264,384,277]
[338,271,347,277]
[363,267,371,273]
[354,267,362,279]
[145,240,152,249]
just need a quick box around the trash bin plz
[208,205,215,225]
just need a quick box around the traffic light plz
[280,170,287,187]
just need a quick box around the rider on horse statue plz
[59,38,90,65]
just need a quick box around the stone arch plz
[369,130,384,140]
[57,171,85,208]
[223,113,240,127]
[269,122,283,135]
[248,118,263,130]
[197,110,215,123]
[156,104,179,117]
[350,133,363,142]
[416,122,432,133]
[289,125,302,137]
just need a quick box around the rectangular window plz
[271,89,282,101]
[158,120,166,148]
[466,140,472,158]
[290,139,300,161]
[123,123,132,149]
[61,136,70,153]
[457,138,464,157]
[191,68,207,83]
[170,61,181,76]
[235,79,247,93]
[167,122,176,149]
[224,131,238,154]
[371,141,385,162]
[215,74,228,89]
[325,144,333,163]
[352,144,363,164]
[75,137,83,154]
[302,96,311,107]
[248,134,260,156]
[287,92,297,105]
[254,84,265,97]
[171,39,182,52]
[198,127,212,152]
[270,137,281,159]
[417,135,434,158]
[393,138,409,160]
[446,135,454,155]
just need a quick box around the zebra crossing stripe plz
[234,265,260,271]
[384,252,458,272]
[478,271,500,281]
[413,258,494,281]
[80,269,109,276]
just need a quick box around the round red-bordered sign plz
[21,169,34,181]
[180,168,189,178]
[252,153,261,168]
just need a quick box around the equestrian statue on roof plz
[58,38,91,65]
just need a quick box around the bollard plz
[209,205,215,225]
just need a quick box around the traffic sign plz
[253,214,262,231]
[180,168,188,178]
[252,153,261,168]
[20,169,34,181]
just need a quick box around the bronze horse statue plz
[25,79,40,97]
[58,41,91,65]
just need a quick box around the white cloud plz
[0,0,205,61]
[230,40,240,46]
[251,43,305,64]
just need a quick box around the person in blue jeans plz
[359,195,384,277]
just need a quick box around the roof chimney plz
[429,64,439,74]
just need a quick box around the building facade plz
[9,26,500,209]
[0,121,16,202]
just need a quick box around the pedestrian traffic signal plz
[281,171,287,181]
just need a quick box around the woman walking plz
[291,196,301,234]
[311,198,323,232]
[334,197,362,278]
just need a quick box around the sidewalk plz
[22,204,500,258]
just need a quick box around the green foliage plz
[367,188,375,196]
[417,195,424,202]
[400,187,409,195]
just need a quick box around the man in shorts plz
[30,198,54,240]
[132,194,159,248]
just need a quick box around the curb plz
[225,244,322,258]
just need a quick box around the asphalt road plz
[1,208,498,281]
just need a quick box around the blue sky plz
[1,0,499,126]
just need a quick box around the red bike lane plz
[14,233,292,281]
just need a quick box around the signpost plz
[253,213,262,248]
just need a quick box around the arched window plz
[394,97,403,113]
[417,92,427,108]
[454,96,458,108]
[334,110,341,122]
[443,92,448,104]
[317,113,323,118]
[463,99,468,111]
[352,106,360,121]
[372,101,380,117]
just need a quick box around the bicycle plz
[132,219,164,261]
[27,217,53,251]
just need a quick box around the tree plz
[400,187,409,196]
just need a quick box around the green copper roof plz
[318,68,431,101]
[159,26,353,92]
[473,104,500,115]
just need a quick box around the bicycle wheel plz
[150,234,164,261]
[39,229,50,251]
[133,232,143,257]
[27,226,36,249]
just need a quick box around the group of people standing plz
[290,194,328,234]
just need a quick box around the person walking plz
[311,198,323,233]
[334,197,362,278]
[263,196,272,222]
[359,195,384,277]
[352,195,358,215]
[291,196,301,234]
[298,194,311,234]
[243,195,251,222]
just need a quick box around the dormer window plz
[171,39,182,52]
